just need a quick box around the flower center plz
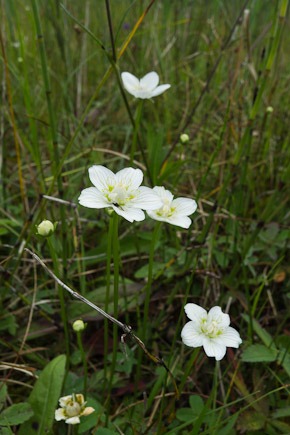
[201,319,222,338]
[65,402,81,417]
[156,198,176,218]
[105,183,136,207]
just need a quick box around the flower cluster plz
[55,393,94,425]
[181,304,242,361]
[79,166,197,227]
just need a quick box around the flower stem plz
[47,237,70,368]
[103,214,114,396]
[143,221,161,340]
[130,99,144,165]
[107,213,120,402]
[76,331,87,399]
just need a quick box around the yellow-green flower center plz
[65,402,81,417]
[201,319,222,339]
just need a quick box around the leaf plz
[0,403,33,426]
[242,315,276,348]
[176,408,197,422]
[0,315,18,335]
[78,398,103,434]
[242,344,277,362]
[189,395,204,414]
[19,354,66,435]
[0,383,7,411]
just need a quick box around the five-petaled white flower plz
[181,304,242,361]
[55,393,94,425]
[147,186,197,229]
[78,166,163,223]
[121,71,171,99]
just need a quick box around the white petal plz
[121,72,140,91]
[115,167,143,189]
[203,338,227,361]
[146,211,168,223]
[172,197,197,217]
[59,395,72,407]
[150,84,171,97]
[131,187,163,210]
[55,408,67,421]
[181,321,204,348]
[112,205,145,222]
[166,215,192,228]
[78,187,109,209]
[88,165,115,191]
[153,186,174,203]
[131,89,153,99]
[208,307,230,328]
[65,416,81,425]
[220,327,242,348]
[184,303,207,322]
[140,72,159,91]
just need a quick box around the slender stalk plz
[130,100,144,165]
[103,214,114,395]
[143,222,161,340]
[47,237,70,366]
[107,213,120,402]
[105,0,116,62]
[76,331,88,399]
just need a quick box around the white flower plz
[78,166,163,223]
[121,71,171,99]
[55,393,94,425]
[181,304,242,361]
[147,186,197,229]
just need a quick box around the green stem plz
[107,213,120,401]
[30,0,68,276]
[103,214,114,396]
[76,331,88,399]
[130,100,144,165]
[143,221,161,340]
[179,348,200,393]
[47,237,70,367]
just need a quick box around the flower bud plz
[73,320,85,332]
[266,106,274,113]
[180,133,189,144]
[36,220,55,237]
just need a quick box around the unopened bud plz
[73,320,85,332]
[266,106,274,113]
[180,133,189,144]
[36,220,55,237]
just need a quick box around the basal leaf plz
[242,344,277,362]
[19,354,66,435]
[0,403,33,426]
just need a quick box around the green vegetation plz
[1,0,290,433]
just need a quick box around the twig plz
[24,248,180,399]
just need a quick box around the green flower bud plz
[180,133,189,144]
[36,220,55,237]
[73,320,85,332]
[266,106,274,113]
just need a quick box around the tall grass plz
[1,0,290,434]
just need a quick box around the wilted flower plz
[147,186,197,229]
[36,220,55,237]
[181,304,242,361]
[121,71,171,99]
[78,166,162,223]
[55,393,94,425]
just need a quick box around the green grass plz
[1,0,290,434]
